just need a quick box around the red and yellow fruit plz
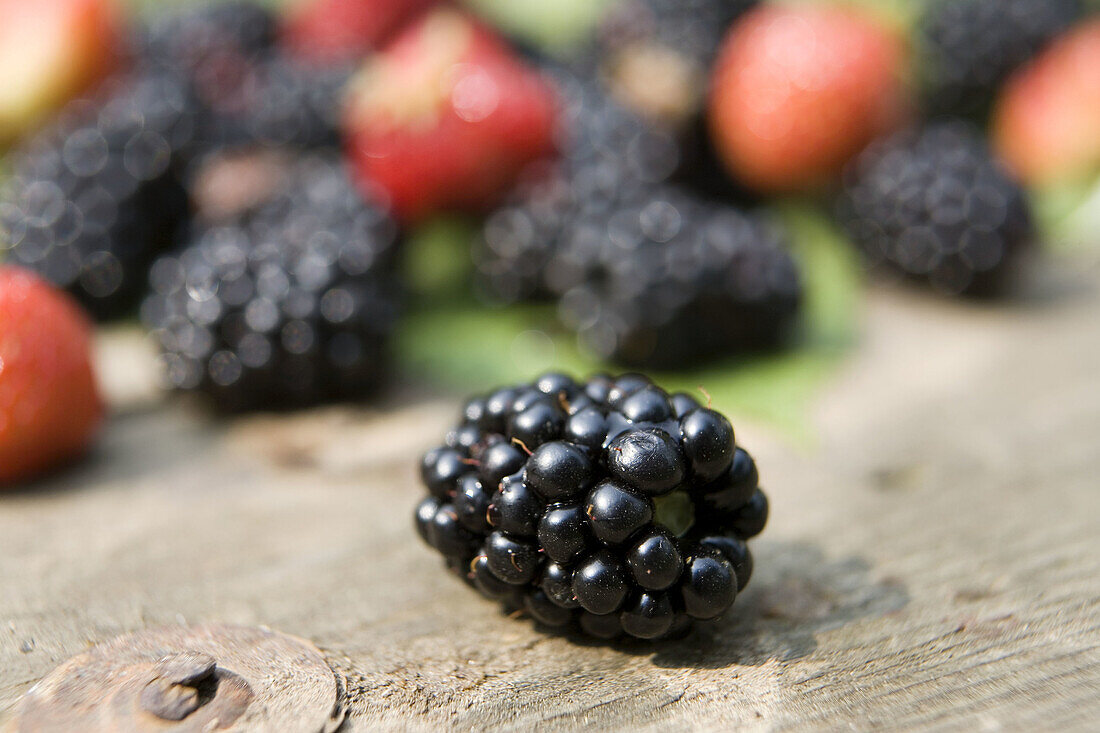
[344,9,559,222]
[282,0,439,65]
[0,267,103,485]
[0,0,123,145]
[993,19,1100,186]
[708,4,907,193]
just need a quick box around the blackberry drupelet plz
[141,156,400,410]
[476,78,802,368]
[838,122,1034,296]
[917,0,1083,120]
[0,74,196,319]
[414,373,769,641]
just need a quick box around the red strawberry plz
[344,8,559,222]
[993,19,1100,186]
[283,0,440,65]
[708,4,907,193]
[0,0,123,144]
[0,267,103,485]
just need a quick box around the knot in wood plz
[139,651,218,721]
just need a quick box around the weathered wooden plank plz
[1,257,1099,730]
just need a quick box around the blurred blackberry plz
[142,156,400,411]
[416,373,768,641]
[838,122,1034,296]
[137,2,344,155]
[137,0,276,95]
[559,190,801,368]
[596,0,756,126]
[477,77,800,368]
[476,77,682,303]
[0,73,197,319]
[917,0,1083,120]
[240,57,350,150]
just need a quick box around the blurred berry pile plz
[1,0,1099,416]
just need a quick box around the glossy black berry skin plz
[428,504,478,560]
[620,592,675,640]
[509,402,566,448]
[479,443,527,489]
[698,535,753,591]
[730,490,769,540]
[564,407,610,454]
[625,529,683,591]
[693,447,759,527]
[414,373,769,640]
[680,409,735,484]
[485,531,542,585]
[471,552,515,600]
[573,550,631,615]
[421,448,468,500]
[526,442,592,501]
[679,552,737,620]
[415,497,442,544]
[538,504,592,564]
[541,561,581,609]
[488,474,543,537]
[585,481,654,545]
[619,386,674,423]
[608,429,685,496]
[455,475,492,533]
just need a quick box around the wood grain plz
[1,257,1098,731]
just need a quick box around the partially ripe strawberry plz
[708,4,907,193]
[993,19,1100,186]
[344,9,559,222]
[0,0,123,145]
[0,267,102,485]
[283,0,440,65]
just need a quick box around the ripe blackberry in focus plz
[141,157,400,411]
[0,74,196,319]
[917,0,1083,120]
[838,123,1034,296]
[415,373,769,641]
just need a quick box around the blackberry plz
[476,79,801,368]
[558,187,802,368]
[0,74,195,319]
[917,0,1083,120]
[477,78,681,304]
[141,156,400,411]
[413,373,769,641]
[838,123,1034,296]
[137,2,345,156]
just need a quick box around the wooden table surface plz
[1,255,1099,731]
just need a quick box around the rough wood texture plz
[1,257,1099,731]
